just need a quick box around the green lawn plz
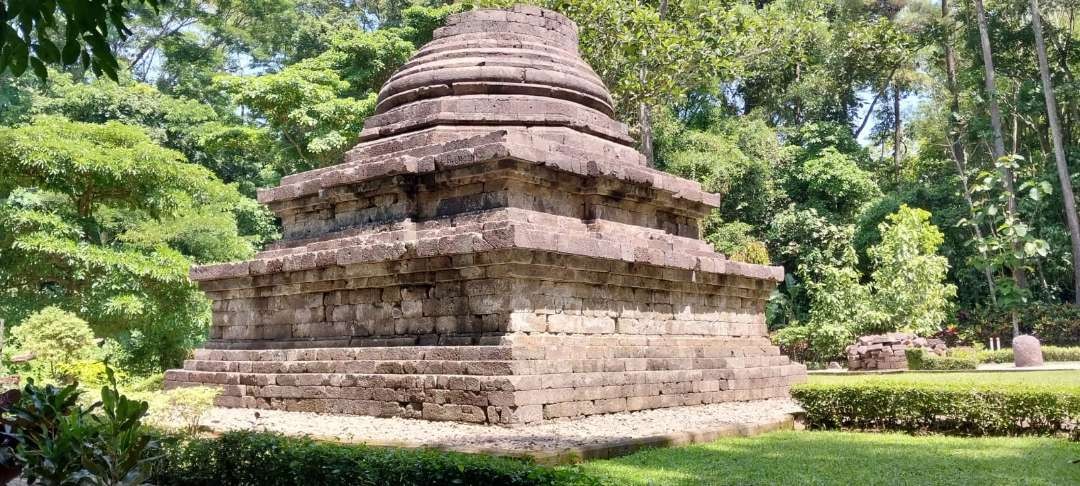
[578,431,1080,486]
[807,370,1080,387]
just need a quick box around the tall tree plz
[942,0,996,303]
[1030,0,1080,304]
[974,0,1026,328]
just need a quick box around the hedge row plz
[905,349,978,370]
[791,383,1080,436]
[973,345,1080,364]
[150,431,598,486]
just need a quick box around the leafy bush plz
[961,303,1080,346]
[904,349,978,370]
[774,265,878,362]
[7,307,100,382]
[142,386,221,434]
[2,369,159,484]
[56,360,123,389]
[867,206,956,336]
[792,382,1080,436]
[151,431,598,486]
[973,346,1080,364]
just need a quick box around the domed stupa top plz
[358,6,633,146]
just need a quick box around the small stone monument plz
[164,6,807,423]
[1012,335,1044,367]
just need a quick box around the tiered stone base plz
[165,336,804,424]
[167,247,806,424]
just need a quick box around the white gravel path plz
[199,399,803,454]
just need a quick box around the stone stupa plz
[164,5,807,424]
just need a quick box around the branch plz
[855,66,899,138]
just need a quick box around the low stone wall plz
[846,333,946,371]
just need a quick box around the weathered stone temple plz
[165,6,807,424]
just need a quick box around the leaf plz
[36,36,60,63]
[9,39,28,76]
[61,38,79,64]
[29,56,46,80]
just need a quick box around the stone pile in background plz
[846,333,946,371]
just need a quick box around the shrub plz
[142,386,220,434]
[151,431,599,486]
[775,265,879,362]
[973,345,1080,364]
[7,307,100,382]
[792,382,1080,436]
[2,368,159,484]
[961,303,1080,346]
[867,206,956,336]
[904,349,978,370]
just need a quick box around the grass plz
[807,370,1080,388]
[578,431,1080,486]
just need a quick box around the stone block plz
[1013,335,1044,367]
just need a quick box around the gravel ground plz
[198,399,803,454]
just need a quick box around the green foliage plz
[0,116,256,373]
[775,265,880,362]
[702,219,769,264]
[216,59,376,172]
[768,207,857,279]
[77,367,158,485]
[5,381,89,483]
[962,303,1080,346]
[868,205,956,335]
[904,348,978,370]
[141,386,220,434]
[151,431,599,486]
[0,0,157,80]
[28,73,282,199]
[965,156,1053,310]
[792,381,1080,436]
[7,307,99,381]
[971,346,1080,364]
[661,114,783,229]
[775,206,957,361]
[783,147,879,221]
[5,369,159,485]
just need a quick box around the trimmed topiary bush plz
[792,382,1080,436]
[904,348,978,370]
[150,431,599,486]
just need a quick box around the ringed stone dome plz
[358,6,634,146]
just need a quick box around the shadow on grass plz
[578,431,1080,486]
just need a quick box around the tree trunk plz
[637,0,664,167]
[943,0,966,169]
[943,0,998,303]
[975,0,1027,308]
[893,84,902,179]
[1031,0,1080,304]
[794,62,802,124]
[639,101,654,166]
